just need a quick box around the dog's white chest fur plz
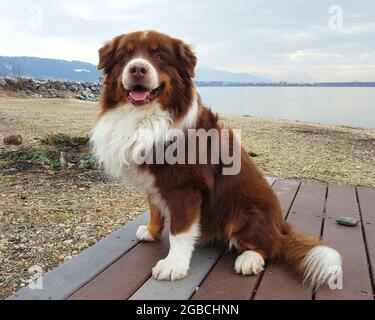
[90,102,171,190]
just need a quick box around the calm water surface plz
[198,87,375,128]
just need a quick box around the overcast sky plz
[0,0,374,82]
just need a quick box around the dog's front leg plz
[152,189,201,281]
[136,196,165,242]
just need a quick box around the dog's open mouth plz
[128,84,164,106]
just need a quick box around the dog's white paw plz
[235,251,265,275]
[152,258,189,281]
[136,225,156,242]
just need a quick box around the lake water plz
[198,87,375,129]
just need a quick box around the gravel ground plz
[1,97,374,299]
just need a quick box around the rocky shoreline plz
[0,77,100,101]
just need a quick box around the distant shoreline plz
[1,75,375,88]
[196,82,375,88]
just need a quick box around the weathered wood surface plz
[316,185,373,300]
[9,179,375,300]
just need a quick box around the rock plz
[63,255,72,263]
[1,76,101,101]
[75,94,86,101]
[5,78,17,86]
[4,135,23,145]
[64,239,73,245]
[87,237,98,245]
[336,216,359,226]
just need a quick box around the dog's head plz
[98,30,197,117]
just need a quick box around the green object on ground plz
[336,216,359,226]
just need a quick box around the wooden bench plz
[9,178,375,300]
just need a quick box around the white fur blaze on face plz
[152,221,200,281]
[136,225,157,242]
[235,250,265,275]
[302,245,342,289]
[122,57,159,90]
[141,30,150,40]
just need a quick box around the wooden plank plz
[192,179,300,300]
[255,181,327,300]
[68,234,169,300]
[8,213,148,300]
[130,245,222,300]
[357,187,375,293]
[273,179,301,218]
[265,177,276,186]
[316,185,373,300]
[192,252,256,300]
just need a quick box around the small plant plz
[41,133,89,148]
[79,154,97,170]
[6,147,60,170]
[3,134,94,171]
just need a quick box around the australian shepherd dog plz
[91,30,342,288]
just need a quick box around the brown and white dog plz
[91,30,342,288]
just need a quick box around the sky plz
[0,0,374,82]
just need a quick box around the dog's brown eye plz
[123,52,130,59]
[154,53,163,61]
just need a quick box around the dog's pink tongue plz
[130,91,150,102]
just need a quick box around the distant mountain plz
[0,56,269,83]
[0,56,99,81]
[195,66,269,83]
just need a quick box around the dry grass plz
[224,116,375,187]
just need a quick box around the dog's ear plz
[98,40,116,73]
[175,40,197,79]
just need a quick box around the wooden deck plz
[9,178,375,300]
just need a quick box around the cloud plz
[0,0,374,81]
[289,50,343,62]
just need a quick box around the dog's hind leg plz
[229,222,271,276]
[235,250,266,275]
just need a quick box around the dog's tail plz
[279,230,342,289]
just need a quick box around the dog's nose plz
[130,63,148,80]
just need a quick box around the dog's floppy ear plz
[98,40,116,73]
[175,40,197,79]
